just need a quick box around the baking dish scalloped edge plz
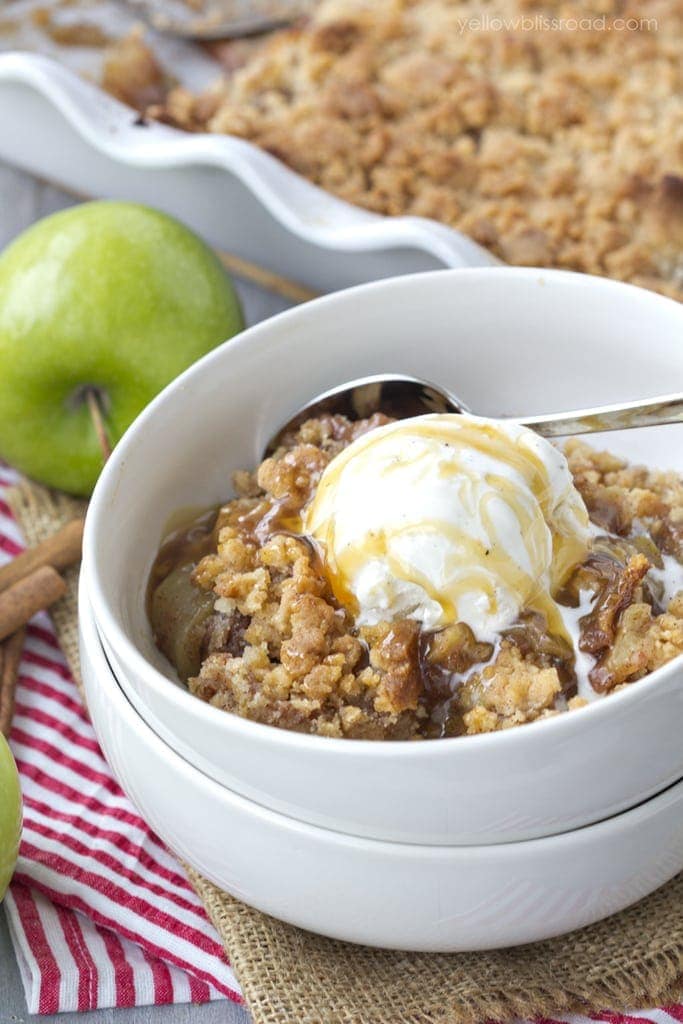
[0,50,499,289]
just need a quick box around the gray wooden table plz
[0,160,297,1022]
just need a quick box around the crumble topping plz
[149,420,683,740]
[114,0,683,300]
[102,27,173,111]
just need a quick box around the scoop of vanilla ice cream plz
[303,413,591,641]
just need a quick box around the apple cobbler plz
[104,0,683,300]
[148,413,683,740]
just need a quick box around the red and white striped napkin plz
[2,462,683,1023]
[0,463,242,1014]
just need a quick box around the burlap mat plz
[7,478,683,1024]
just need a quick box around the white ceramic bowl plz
[79,574,683,952]
[83,268,683,845]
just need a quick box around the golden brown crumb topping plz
[102,28,173,112]
[148,421,683,740]
[121,0,683,300]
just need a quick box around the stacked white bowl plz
[81,268,683,951]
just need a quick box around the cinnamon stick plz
[0,566,67,644]
[0,628,25,738]
[0,518,84,595]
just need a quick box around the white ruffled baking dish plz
[0,51,497,293]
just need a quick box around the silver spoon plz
[263,374,683,456]
[122,0,312,40]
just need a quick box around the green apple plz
[0,201,244,496]
[0,734,21,901]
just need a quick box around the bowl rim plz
[84,265,683,760]
[81,570,683,854]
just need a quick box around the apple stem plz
[85,387,112,464]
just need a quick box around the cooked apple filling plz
[148,415,683,740]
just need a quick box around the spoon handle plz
[518,393,683,438]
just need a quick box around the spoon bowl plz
[263,374,466,455]
[123,0,312,40]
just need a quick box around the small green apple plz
[0,201,244,496]
[0,734,21,900]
